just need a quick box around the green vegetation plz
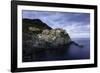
[22,19,52,33]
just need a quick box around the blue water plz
[31,38,90,61]
[64,38,90,60]
[23,38,90,62]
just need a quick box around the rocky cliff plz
[22,19,81,62]
[22,19,71,49]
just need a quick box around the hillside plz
[22,19,52,32]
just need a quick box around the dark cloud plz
[22,10,90,38]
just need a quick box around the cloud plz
[51,21,90,39]
[63,23,90,39]
[22,10,90,39]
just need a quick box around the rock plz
[22,19,82,62]
[23,28,71,51]
[37,28,71,48]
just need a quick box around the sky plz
[22,10,90,39]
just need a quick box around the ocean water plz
[43,38,90,61]
[23,38,90,62]
[64,38,90,60]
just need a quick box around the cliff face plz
[23,19,71,49]
[22,19,72,61]
[37,28,71,48]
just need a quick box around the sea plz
[25,38,91,62]
[28,38,90,62]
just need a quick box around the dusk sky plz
[22,10,90,39]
